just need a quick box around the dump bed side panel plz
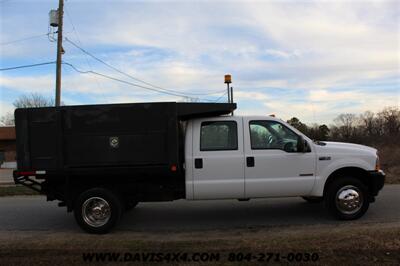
[14,103,179,171]
[62,103,176,168]
[15,108,60,170]
[15,108,30,170]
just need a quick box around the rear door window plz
[200,121,238,151]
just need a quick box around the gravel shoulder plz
[0,222,399,265]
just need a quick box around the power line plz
[214,91,228,103]
[64,8,98,72]
[0,33,49,46]
[64,5,104,93]
[0,60,225,101]
[62,61,217,102]
[0,61,56,71]
[63,61,214,101]
[64,38,225,96]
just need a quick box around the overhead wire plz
[64,38,226,97]
[0,60,226,102]
[0,61,56,71]
[0,59,227,102]
[0,5,227,102]
[0,33,49,46]
[62,61,218,102]
[63,5,104,94]
[214,91,228,103]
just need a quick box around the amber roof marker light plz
[224,74,232,84]
[224,74,234,116]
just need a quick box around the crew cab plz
[13,102,385,233]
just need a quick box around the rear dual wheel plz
[74,188,123,234]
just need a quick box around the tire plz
[302,196,323,203]
[325,177,369,220]
[74,188,123,234]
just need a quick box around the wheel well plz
[323,167,371,196]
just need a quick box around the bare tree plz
[13,93,54,108]
[360,111,375,136]
[0,112,15,126]
[0,93,54,126]
[334,113,358,140]
[378,107,400,137]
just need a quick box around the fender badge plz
[109,137,119,148]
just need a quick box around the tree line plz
[287,106,400,145]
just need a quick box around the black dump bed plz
[14,102,236,176]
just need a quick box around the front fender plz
[309,157,372,196]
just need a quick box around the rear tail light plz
[15,170,46,176]
[170,164,177,172]
[16,171,36,176]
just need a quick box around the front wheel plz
[325,177,369,220]
[74,188,123,234]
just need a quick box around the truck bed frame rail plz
[13,175,43,193]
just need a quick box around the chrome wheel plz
[335,185,363,215]
[82,197,111,227]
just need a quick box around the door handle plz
[246,156,255,167]
[194,158,203,169]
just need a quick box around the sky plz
[0,0,399,124]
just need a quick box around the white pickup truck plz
[13,103,385,233]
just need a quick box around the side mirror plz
[297,135,306,152]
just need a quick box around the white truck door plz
[192,117,245,199]
[243,118,316,197]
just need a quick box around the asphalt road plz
[0,185,399,233]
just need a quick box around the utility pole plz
[55,0,64,106]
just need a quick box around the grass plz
[379,144,400,184]
[0,185,39,196]
[0,222,399,265]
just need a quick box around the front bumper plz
[368,170,385,197]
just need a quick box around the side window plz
[249,121,299,152]
[249,123,273,149]
[200,121,238,151]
